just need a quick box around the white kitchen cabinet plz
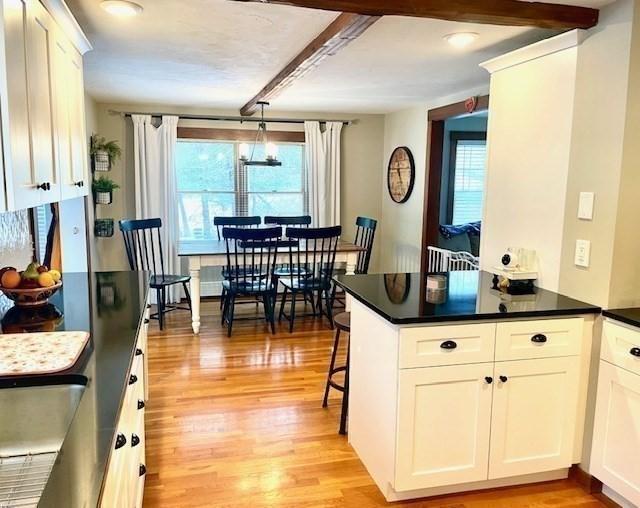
[590,321,640,507]
[488,357,579,479]
[348,301,593,502]
[0,0,90,211]
[396,363,493,490]
[100,321,147,508]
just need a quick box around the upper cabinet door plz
[54,33,87,200]
[24,0,60,205]
[67,48,88,198]
[488,356,579,479]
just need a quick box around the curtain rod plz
[108,109,353,126]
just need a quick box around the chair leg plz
[317,289,323,318]
[226,294,236,338]
[221,292,229,326]
[322,328,341,408]
[279,286,288,322]
[220,287,226,309]
[183,282,192,313]
[330,283,337,310]
[289,291,297,334]
[339,337,350,435]
[325,288,334,329]
[156,288,164,330]
[263,294,275,334]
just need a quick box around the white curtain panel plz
[132,114,181,303]
[304,121,343,227]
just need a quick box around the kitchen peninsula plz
[335,271,600,502]
[0,272,149,508]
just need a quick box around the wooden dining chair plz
[214,216,261,240]
[264,215,312,228]
[331,216,377,308]
[214,216,262,308]
[278,226,342,333]
[221,226,282,337]
[119,218,191,330]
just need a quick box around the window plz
[447,132,487,225]
[176,140,306,241]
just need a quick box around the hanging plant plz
[92,176,120,205]
[90,134,122,171]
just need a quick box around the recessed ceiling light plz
[443,32,479,49]
[100,1,143,17]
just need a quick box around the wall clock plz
[387,146,415,204]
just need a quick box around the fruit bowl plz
[0,281,62,307]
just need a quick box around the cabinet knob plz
[131,434,140,447]
[499,375,508,383]
[115,433,127,450]
[138,399,145,410]
[440,340,457,350]
[74,181,84,187]
[135,348,143,356]
[485,376,493,384]
[37,182,51,191]
[144,319,150,325]
[531,334,547,344]
[139,464,147,477]
[129,374,138,385]
[630,347,640,358]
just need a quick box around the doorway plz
[420,96,489,274]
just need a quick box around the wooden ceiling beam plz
[240,12,379,116]
[235,0,599,30]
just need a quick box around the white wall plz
[479,38,579,291]
[558,0,634,308]
[88,103,385,276]
[380,87,488,274]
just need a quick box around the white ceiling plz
[67,0,614,114]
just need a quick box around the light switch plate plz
[575,239,591,267]
[578,192,594,220]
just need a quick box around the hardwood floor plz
[143,300,606,508]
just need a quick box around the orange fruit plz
[1,270,21,289]
[38,272,55,288]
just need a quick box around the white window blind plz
[452,139,486,225]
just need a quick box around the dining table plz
[178,239,365,334]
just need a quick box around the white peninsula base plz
[347,299,595,502]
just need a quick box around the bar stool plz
[322,312,350,435]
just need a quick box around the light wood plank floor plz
[143,300,606,508]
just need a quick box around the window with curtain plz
[447,133,487,225]
[176,140,306,241]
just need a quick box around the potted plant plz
[90,134,122,171]
[92,176,120,204]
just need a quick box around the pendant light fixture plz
[239,101,282,166]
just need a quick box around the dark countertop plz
[0,271,148,508]
[602,308,640,328]
[335,271,600,324]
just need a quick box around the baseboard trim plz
[385,469,569,502]
[568,466,622,508]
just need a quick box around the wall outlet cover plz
[575,239,591,268]
[578,192,594,220]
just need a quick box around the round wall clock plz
[387,146,415,204]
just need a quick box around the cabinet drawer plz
[495,318,582,361]
[399,323,496,368]
[602,321,640,375]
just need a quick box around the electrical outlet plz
[575,239,591,267]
